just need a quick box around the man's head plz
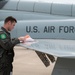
[4,16,17,31]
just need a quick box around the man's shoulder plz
[0,28,4,34]
[0,28,7,39]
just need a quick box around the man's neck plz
[3,25,8,31]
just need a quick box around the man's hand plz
[18,37,25,43]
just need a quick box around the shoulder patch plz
[0,33,6,39]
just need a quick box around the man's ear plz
[8,21,11,25]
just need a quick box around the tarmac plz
[13,46,56,75]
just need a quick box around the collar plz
[1,27,10,35]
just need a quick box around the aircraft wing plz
[19,39,75,58]
[19,39,75,75]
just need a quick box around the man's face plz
[8,21,16,31]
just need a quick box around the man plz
[0,16,25,75]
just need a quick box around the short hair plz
[4,16,17,24]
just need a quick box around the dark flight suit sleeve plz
[0,31,20,50]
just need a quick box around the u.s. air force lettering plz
[25,26,75,33]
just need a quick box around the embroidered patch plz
[0,34,6,39]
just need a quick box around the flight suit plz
[0,27,20,75]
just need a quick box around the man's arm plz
[0,31,20,50]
